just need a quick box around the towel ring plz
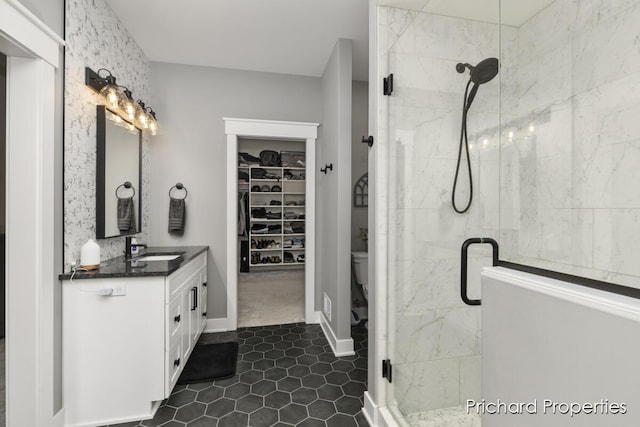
[169,182,188,199]
[115,181,135,199]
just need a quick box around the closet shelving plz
[244,165,306,268]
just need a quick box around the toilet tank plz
[352,252,368,285]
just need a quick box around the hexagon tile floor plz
[109,322,368,427]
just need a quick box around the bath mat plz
[177,341,239,384]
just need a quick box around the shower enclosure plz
[377,0,640,425]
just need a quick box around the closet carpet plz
[238,270,305,327]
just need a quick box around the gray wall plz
[351,81,368,252]
[18,0,65,37]
[148,62,323,320]
[317,39,353,340]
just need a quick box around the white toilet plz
[352,252,369,328]
[352,251,369,301]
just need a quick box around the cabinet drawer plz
[167,296,182,350]
[167,253,207,300]
[166,339,182,396]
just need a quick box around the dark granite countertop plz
[59,246,208,280]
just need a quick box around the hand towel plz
[168,197,185,234]
[117,197,136,233]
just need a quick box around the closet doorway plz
[237,138,307,327]
[225,118,318,331]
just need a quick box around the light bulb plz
[139,112,148,129]
[125,103,135,120]
[106,88,118,108]
[149,120,158,136]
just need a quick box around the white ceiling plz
[106,0,370,81]
[378,0,556,26]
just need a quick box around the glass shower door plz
[379,2,500,425]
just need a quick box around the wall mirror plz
[96,105,141,238]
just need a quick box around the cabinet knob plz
[174,358,180,368]
[174,314,181,323]
[203,282,207,287]
[202,311,207,317]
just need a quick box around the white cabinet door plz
[189,278,201,349]
[181,282,194,360]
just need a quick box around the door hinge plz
[382,359,392,383]
[383,74,394,96]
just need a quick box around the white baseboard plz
[319,313,355,356]
[379,406,402,427]
[308,310,322,324]
[52,408,65,427]
[363,391,379,426]
[204,318,228,333]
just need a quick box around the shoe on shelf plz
[284,252,294,263]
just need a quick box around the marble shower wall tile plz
[394,358,460,414]
[459,355,482,403]
[592,0,640,24]
[501,0,640,290]
[394,308,481,364]
[411,12,500,63]
[517,209,594,268]
[572,1,640,95]
[381,6,419,53]
[593,209,640,277]
[64,0,151,267]
[391,255,490,315]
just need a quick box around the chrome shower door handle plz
[460,237,499,306]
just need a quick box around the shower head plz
[471,57,499,84]
[456,57,499,85]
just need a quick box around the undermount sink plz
[136,254,181,261]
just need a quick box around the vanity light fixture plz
[85,67,159,135]
[135,100,158,136]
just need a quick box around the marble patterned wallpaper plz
[64,0,150,268]
[499,0,640,288]
[378,5,505,416]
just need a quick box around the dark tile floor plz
[110,322,368,427]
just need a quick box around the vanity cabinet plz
[62,250,207,427]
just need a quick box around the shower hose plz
[452,79,474,214]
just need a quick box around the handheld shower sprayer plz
[451,57,499,214]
